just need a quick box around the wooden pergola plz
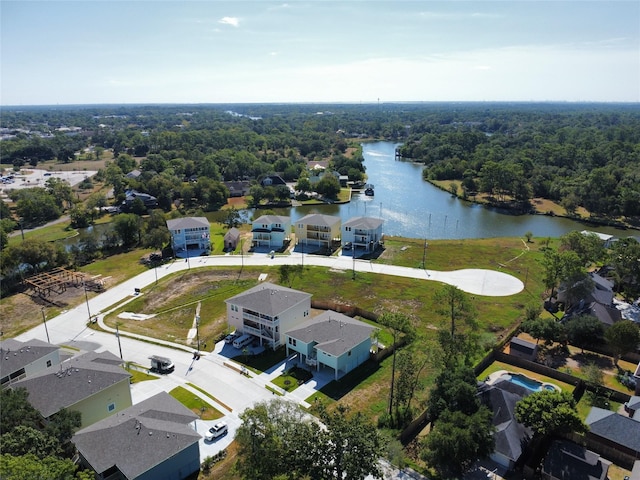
[23,268,106,297]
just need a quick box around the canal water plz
[63,141,635,247]
[270,141,634,240]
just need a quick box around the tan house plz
[12,350,132,428]
[295,213,341,250]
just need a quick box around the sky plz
[1,0,639,105]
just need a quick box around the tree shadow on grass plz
[571,352,614,370]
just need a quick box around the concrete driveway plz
[15,251,524,463]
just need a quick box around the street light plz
[41,307,50,343]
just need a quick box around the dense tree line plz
[398,107,640,218]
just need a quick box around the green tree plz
[421,407,495,478]
[609,237,640,301]
[224,207,241,229]
[0,454,77,480]
[379,312,414,420]
[278,264,303,288]
[605,320,640,367]
[0,426,60,458]
[45,177,74,210]
[427,364,479,421]
[560,231,604,267]
[565,314,604,353]
[521,317,565,345]
[515,390,586,436]
[392,350,429,426]
[10,188,61,226]
[434,284,476,338]
[314,174,341,200]
[317,404,383,480]
[112,213,142,247]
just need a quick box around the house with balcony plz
[285,311,375,381]
[252,215,291,250]
[341,216,384,254]
[1,338,61,388]
[72,391,200,480]
[225,282,312,350]
[166,217,210,258]
[295,213,341,250]
[12,350,132,428]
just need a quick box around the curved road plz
[15,251,522,469]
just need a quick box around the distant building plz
[341,216,384,253]
[252,215,291,250]
[295,213,341,250]
[224,227,241,251]
[166,217,210,258]
[122,189,157,210]
[260,175,287,187]
[224,180,251,197]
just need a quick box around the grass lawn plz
[169,386,224,421]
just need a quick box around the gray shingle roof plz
[586,407,640,454]
[72,392,200,479]
[0,338,59,376]
[166,217,209,230]
[12,351,130,418]
[296,213,341,228]
[479,380,532,464]
[253,215,290,225]
[342,216,384,230]
[286,310,374,357]
[543,439,610,480]
[225,282,311,317]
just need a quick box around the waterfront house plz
[12,350,132,428]
[252,215,291,250]
[225,282,312,350]
[341,216,384,253]
[0,338,61,388]
[295,213,341,250]
[166,217,210,258]
[72,391,200,480]
[122,189,157,210]
[260,174,287,187]
[284,311,375,381]
[223,180,251,197]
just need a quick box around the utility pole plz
[41,307,50,343]
[115,323,123,360]
[352,252,356,280]
[83,280,92,322]
[422,240,428,269]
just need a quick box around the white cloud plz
[219,16,239,27]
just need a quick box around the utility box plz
[149,355,175,374]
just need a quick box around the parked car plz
[224,331,240,344]
[343,242,352,250]
[205,421,228,441]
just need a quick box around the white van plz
[233,334,252,349]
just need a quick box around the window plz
[348,351,352,356]
[107,403,115,412]
[46,360,52,367]
[288,337,297,346]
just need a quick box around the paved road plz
[15,251,523,468]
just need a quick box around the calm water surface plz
[272,141,634,240]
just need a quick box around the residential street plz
[14,251,522,471]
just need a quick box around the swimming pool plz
[500,372,558,392]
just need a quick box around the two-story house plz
[341,216,384,253]
[12,350,132,428]
[0,338,61,388]
[285,311,375,381]
[252,215,291,250]
[166,217,211,258]
[225,282,311,350]
[73,391,201,480]
[295,213,341,250]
